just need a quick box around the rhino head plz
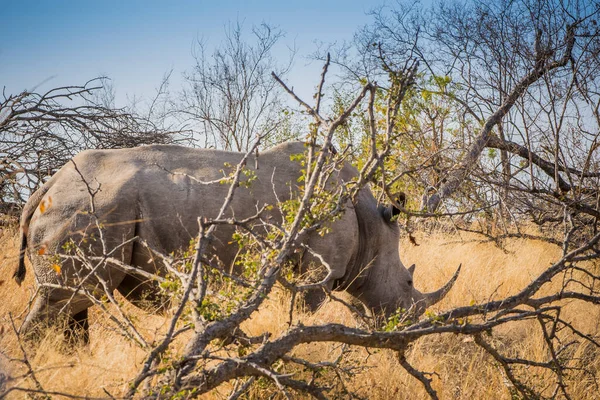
[348,200,461,321]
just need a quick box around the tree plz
[353,1,600,226]
[177,22,294,151]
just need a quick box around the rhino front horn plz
[424,264,461,307]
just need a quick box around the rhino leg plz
[297,243,350,313]
[298,206,359,313]
[22,245,123,343]
[21,287,94,342]
[114,234,171,313]
[116,274,167,313]
[66,309,89,344]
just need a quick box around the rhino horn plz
[423,264,461,307]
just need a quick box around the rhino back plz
[27,142,363,282]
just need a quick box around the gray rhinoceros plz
[14,141,459,339]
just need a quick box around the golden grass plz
[0,228,598,399]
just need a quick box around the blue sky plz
[1,0,378,106]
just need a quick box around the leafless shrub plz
[0,78,181,206]
[176,22,294,151]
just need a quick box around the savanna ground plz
[0,221,598,400]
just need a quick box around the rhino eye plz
[407,280,413,286]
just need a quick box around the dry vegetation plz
[1,224,598,399]
[1,3,599,397]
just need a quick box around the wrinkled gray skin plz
[14,141,459,338]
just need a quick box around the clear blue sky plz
[1,0,377,106]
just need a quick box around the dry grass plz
[0,227,598,399]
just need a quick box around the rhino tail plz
[13,177,54,285]
[13,232,27,285]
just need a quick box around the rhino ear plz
[381,192,407,223]
[381,204,400,223]
[408,264,415,276]
[397,192,407,208]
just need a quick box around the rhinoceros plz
[14,141,459,339]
